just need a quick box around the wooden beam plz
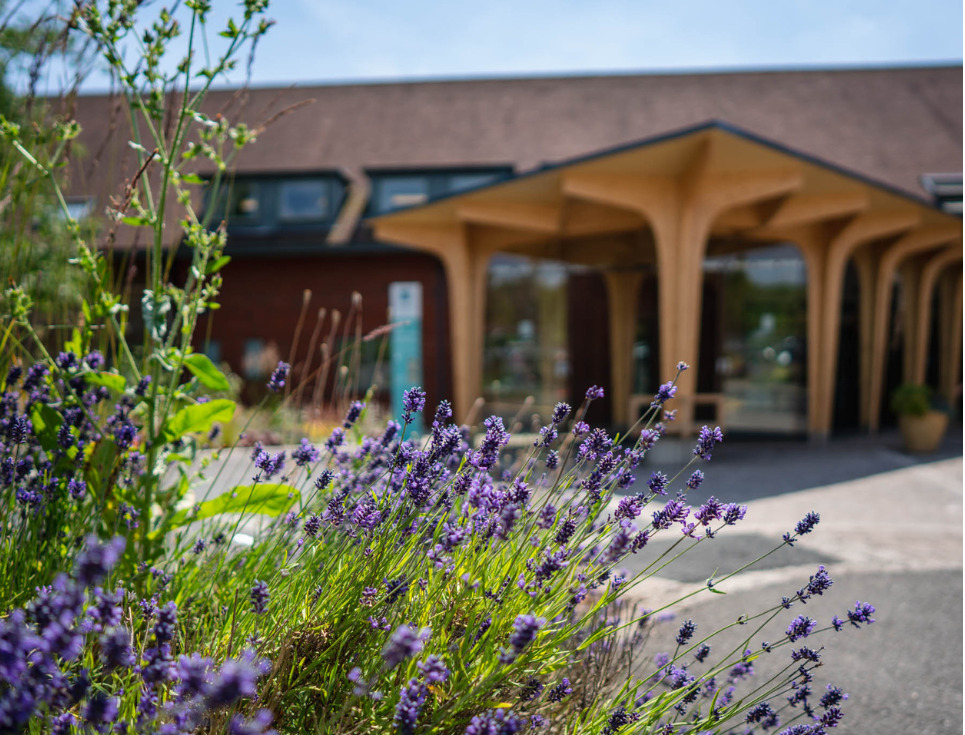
[762,192,870,229]
[456,201,561,234]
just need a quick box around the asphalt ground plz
[612,425,963,734]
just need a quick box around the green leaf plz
[121,215,150,227]
[183,353,231,392]
[181,173,205,184]
[28,403,63,454]
[160,399,235,443]
[206,255,231,275]
[85,372,127,393]
[167,483,299,528]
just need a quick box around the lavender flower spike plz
[383,624,430,669]
[267,361,289,392]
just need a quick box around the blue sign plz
[389,282,424,433]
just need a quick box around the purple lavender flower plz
[686,469,704,490]
[554,517,577,546]
[694,496,725,525]
[786,615,817,642]
[795,512,821,536]
[464,709,522,735]
[551,402,571,424]
[647,471,669,496]
[9,414,30,444]
[326,427,345,452]
[846,601,876,628]
[614,496,641,523]
[519,677,544,702]
[82,692,118,732]
[820,684,848,709]
[393,678,428,735]
[176,652,214,699]
[402,387,427,425]
[253,449,285,479]
[676,361,690,372]
[75,536,125,587]
[344,400,365,428]
[205,650,269,709]
[651,381,677,407]
[693,425,724,461]
[315,469,335,490]
[84,351,105,370]
[88,587,124,631]
[250,581,269,615]
[417,654,450,684]
[293,438,320,467]
[675,619,696,646]
[745,702,776,724]
[722,503,747,525]
[382,624,429,669]
[821,707,844,728]
[471,416,511,469]
[571,420,590,438]
[229,710,277,735]
[798,566,833,601]
[585,385,605,401]
[546,678,572,702]
[652,499,690,530]
[100,627,135,670]
[267,361,289,392]
[303,514,321,538]
[500,614,545,663]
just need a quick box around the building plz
[66,65,963,438]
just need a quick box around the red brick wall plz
[194,250,451,411]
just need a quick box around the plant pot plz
[898,410,949,453]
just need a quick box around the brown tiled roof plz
[65,65,962,246]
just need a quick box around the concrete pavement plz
[618,439,963,734]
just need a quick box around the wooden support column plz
[816,212,920,437]
[898,259,925,383]
[912,248,962,384]
[603,271,644,427]
[938,270,963,406]
[851,247,880,428]
[789,230,828,438]
[866,227,960,430]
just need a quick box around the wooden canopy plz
[371,122,962,437]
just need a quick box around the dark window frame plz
[365,166,514,216]
[204,171,348,231]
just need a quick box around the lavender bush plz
[0,2,875,733]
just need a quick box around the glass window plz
[64,197,95,221]
[704,243,807,434]
[279,179,330,222]
[208,180,262,225]
[448,172,499,193]
[484,255,570,422]
[376,177,429,213]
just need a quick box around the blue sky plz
[253,0,962,83]
[19,0,965,91]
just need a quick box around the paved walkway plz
[618,429,963,735]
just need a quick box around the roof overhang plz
[370,121,961,267]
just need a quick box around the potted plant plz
[890,383,950,453]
